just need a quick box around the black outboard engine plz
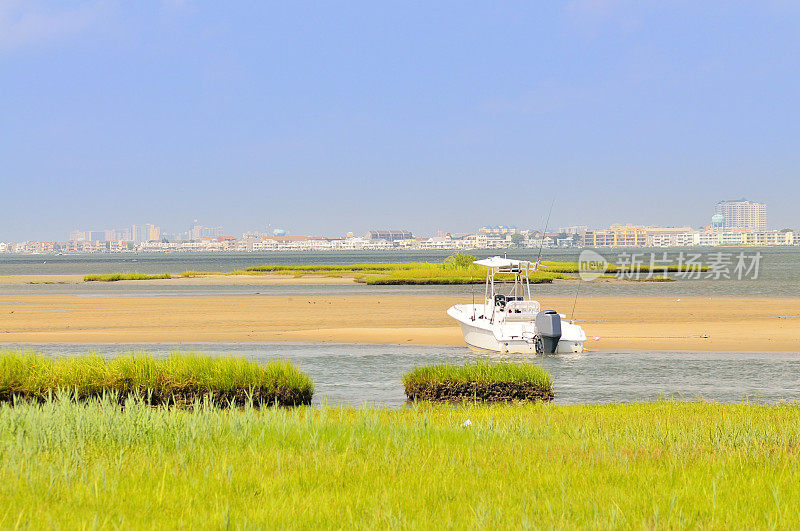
[535,310,562,354]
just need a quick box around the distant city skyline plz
[2,197,793,252]
[2,2,799,240]
[4,192,793,242]
[0,196,781,242]
[24,196,776,241]
[6,197,783,243]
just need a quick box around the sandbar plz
[0,295,799,351]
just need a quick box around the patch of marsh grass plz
[94,254,706,285]
[632,274,675,282]
[246,254,565,284]
[83,273,171,281]
[404,361,553,402]
[0,350,313,407]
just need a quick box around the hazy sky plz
[2,1,799,240]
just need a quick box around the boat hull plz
[448,304,585,354]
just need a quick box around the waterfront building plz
[645,227,697,247]
[583,225,648,247]
[478,225,518,236]
[108,240,130,252]
[647,228,794,247]
[735,230,794,246]
[365,230,413,243]
[714,199,766,231]
[558,225,588,235]
[719,231,746,246]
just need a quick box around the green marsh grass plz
[404,361,554,402]
[0,351,313,406]
[240,253,702,284]
[540,260,708,274]
[99,254,706,285]
[2,399,800,527]
[246,254,566,284]
[633,274,675,282]
[355,266,564,285]
[83,273,171,281]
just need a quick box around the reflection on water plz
[3,342,800,407]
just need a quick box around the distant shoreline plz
[1,245,798,257]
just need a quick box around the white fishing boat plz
[447,256,586,354]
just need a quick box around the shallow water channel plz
[4,343,800,407]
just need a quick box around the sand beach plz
[1,290,799,351]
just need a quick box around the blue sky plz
[1,1,799,240]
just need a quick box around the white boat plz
[447,256,586,354]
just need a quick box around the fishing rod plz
[534,198,555,272]
[471,283,476,321]
[570,275,581,320]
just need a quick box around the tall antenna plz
[534,198,555,271]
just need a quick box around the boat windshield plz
[504,300,541,320]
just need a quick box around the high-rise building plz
[147,224,161,241]
[187,221,223,240]
[201,226,223,238]
[68,230,87,242]
[714,199,766,231]
[191,220,203,240]
[116,228,132,241]
[131,225,147,243]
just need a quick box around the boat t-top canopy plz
[474,256,539,304]
[473,256,533,272]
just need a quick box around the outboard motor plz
[535,310,562,354]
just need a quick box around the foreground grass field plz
[3,399,800,527]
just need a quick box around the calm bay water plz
[1,247,800,297]
[4,251,799,406]
[4,343,800,407]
